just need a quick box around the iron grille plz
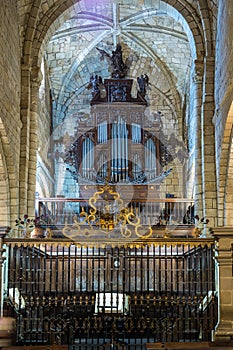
[4,241,217,349]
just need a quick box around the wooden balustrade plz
[35,197,195,236]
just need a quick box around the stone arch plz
[197,0,216,56]
[29,0,207,67]
[162,0,207,58]
[20,0,210,95]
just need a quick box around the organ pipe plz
[111,118,128,181]
[82,138,94,179]
[132,123,141,144]
[145,139,156,180]
[98,121,107,144]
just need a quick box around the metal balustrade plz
[2,238,217,349]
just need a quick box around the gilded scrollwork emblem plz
[63,182,152,240]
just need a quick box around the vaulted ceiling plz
[16,0,217,136]
[44,0,193,128]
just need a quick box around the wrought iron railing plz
[2,237,217,349]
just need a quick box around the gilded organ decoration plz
[62,182,153,240]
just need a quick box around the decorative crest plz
[62,182,153,240]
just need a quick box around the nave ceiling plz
[17,0,216,134]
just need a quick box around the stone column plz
[19,64,42,218]
[192,59,204,215]
[19,63,32,216]
[213,227,233,341]
[192,57,217,227]
[201,57,217,227]
[27,67,42,217]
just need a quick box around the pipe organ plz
[63,55,175,232]
[65,77,166,199]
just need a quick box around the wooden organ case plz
[65,76,167,202]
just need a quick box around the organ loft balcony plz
[37,47,198,240]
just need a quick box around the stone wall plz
[0,1,21,225]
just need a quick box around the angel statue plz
[96,44,127,78]
[86,74,102,95]
[137,74,150,96]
